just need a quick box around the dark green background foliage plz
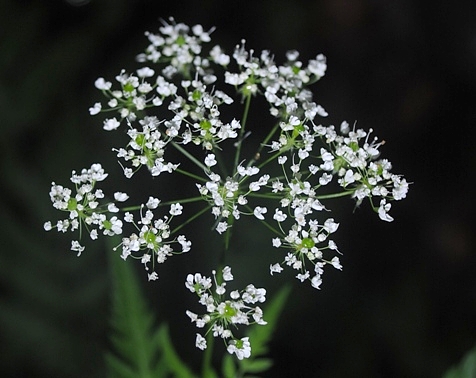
[1,0,476,377]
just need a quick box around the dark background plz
[1,0,476,377]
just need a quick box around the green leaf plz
[443,344,476,378]
[222,354,237,378]
[104,352,136,378]
[203,369,220,378]
[246,285,292,357]
[105,237,163,378]
[155,323,196,378]
[232,285,292,377]
[239,358,273,373]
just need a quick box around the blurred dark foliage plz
[1,0,476,377]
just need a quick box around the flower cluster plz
[197,158,271,234]
[185,266,266,359]
[116,200,191,281]
[45,18,410,361]
[44,164,189,279]
[44,163,127,255]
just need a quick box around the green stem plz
[171,205,210,234]
[247,192,282,200]
[316,191,353,200]
[202,331,215,378]
[171,141,207,171]
[247,122,281,168]
[120,205,142,212]
[160,196,204,206]
[233,94,252,173]
[176,168,208,183]
[213,147,229,178]
[258,219,282,237]
[120,196,204,213]
[223,215,235,252]
[257,150,282,170]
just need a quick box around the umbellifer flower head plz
[186,266,266,359]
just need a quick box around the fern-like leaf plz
[106,237,163,378]
[154,324,196,377]
[222,285,292,377]
[443,344,476,378]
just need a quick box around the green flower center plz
[292,124,305,138]
[67,198,77,211]
[200,119,212,131]
[192,89,201,101]
[123,82,135,93]
[223,302,237,318]
[176,35,186,46]
[349,141,359,152]
[333,156,346,172]
[301,237,315,250]
[103,219,112,230]
[144,230,156,245]
[135,134,145,147]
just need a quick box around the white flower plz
[323,218,339,233]
[109,216,123,235]
[328,240,338,250]
[319,173,333,185]
[186,310,198,323]
[270,263,283,275]
[108,203,119,213]
[136,67,155,77]
[378,199,394,222]
[146,197,160,209]
[227,337,251,360]
[223,266,233,281]
[89,102,102,115]
[124,212,134,222]
[330,256,342,270]
[103,118,120,131]
[94,77,112,90]
[237,165,259,177]
[216,221,229,234]
[216,283,226,295]
[311,275,322,289]
[272,238,282,248]
[392,176,409,200]
[148,272,158,281]
[90,229,98,240]
[71,240,84,257]
[185,273,212,294]
[195,333,207,350]
[278,156,287,165]
[273,209,287,222]
[204,154,217,167]
[170,203,183,216]
[114,192,129,202]
[316,104,328,117]
[177,235,191,252]
[253,206,267,220]
[296,271,310,282]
